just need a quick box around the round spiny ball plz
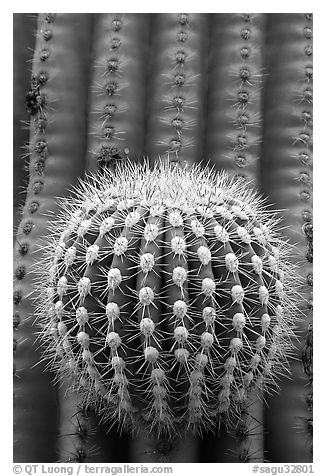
[34,161,300,436]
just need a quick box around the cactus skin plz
[35,162,298,441]
[13,13,313,463]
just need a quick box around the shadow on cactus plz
[33,160,301,438]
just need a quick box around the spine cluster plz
[35,162,300,436]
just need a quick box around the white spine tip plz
[173,300,187,319]
[82,349,92,362]
[106,302,120,324]
[62,336,71,353]
[107,268,122,290]
[220,373,234,388]
[140,253,155,273]
[214,224,229,243]
[113,236,128,256]
[256,335,266,352]
[268,343,278,359]
[275,305,283,321]
[264,362,273,376]
[275,280,284,299]
[197,245,211,266]
[57,321,67,336]
[76,306,89,326]
[78,219,92,237]
[202,277,216,297]
[152,385,167,399]
[231,284,245,304]
[253,227,266,245]
[144,346,159,363]
[195,352,208,369]
[191,219,205,237]
[268,255,278,273]
[197,205,213,218]
[224,356,237,373]
[171,236,186,255]
[149,204,164,217]
[169,211,183,227]
[202,306,216,326]
[140,317,155,336]
[57,276,68,298]
[272,247,280,260]
[138,286,155,306]
[232,205,248,221]
[174,347,189,363]
[244,371,254,387]
[230,337,243,354]
[278,269,285,283]
[55,344,64,357]
[55,300,64,316]
[106,331,122,350]
[250,353,261,370]
[174,326,189,343]
[251,255,263,274]
[77,277,91,298]
[151,368,166,384]
[232,312,246,332]
[237,226,251,244]
[144,223,159,242]
[87,364,99,381]
[125,211,141,228]
[172,266,187,287]
[64,246,77,267]
[77,331,90,348]
[99,217,115,237]
[189,370,204,385]
[261,313,271,332]
[190,384,202,398]
[259,285,269,305]
[111,356,126,372]
[86,244,99,265]
[225,253,239,273]
[201,331,214,349]
[218,388,230,402]
[215,206,233,221]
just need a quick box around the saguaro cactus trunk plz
[13,13,313,463]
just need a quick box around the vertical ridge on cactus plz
[205,13,266,183]
[145,13,208,165]
[13,14,37,233]
[261,13,313,462]
[13,13,94,462]
[85,14,150,172]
